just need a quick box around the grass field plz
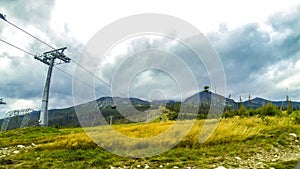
[0,116,300,168]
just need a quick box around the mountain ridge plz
[1,91,300,130]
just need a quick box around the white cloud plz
[206,4,300,101]
[276,58,300,89]
[50,0,300,42]
[1,0,300,119]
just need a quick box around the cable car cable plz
[0,38,35,57]
[1,14,124,104]
[0,14,55,50]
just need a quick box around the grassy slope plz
[0,116,300,169]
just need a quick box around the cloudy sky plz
[1,0,300,117]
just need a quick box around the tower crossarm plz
[34,47,70,65]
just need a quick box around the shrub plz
[166,110,179,120]
[289,111,300,125]
[222,111,235,118]
[246,108,257,116]
[238,105,248,117]
[257,102,282,117]
[287,100,293,115]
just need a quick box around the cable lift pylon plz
[0,12,125,122]
[35,47,70,126]
[0,13,70,127]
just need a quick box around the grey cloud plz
[0,53,45,99]
[97,6,300,102]
[207,4,300,100]
[2,0,300,119]
[0,36,82,100]
[268,5,300,32]
[97,36,210,100]
[0,0,55,31]
[209,23,273,83]
[0,0,85,114]
[128,69,181,100]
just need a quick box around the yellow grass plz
[38,116,299,156]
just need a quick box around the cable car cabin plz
[0,98,6,105]
[111,100,116,109]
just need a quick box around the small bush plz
[289,111,300,125]
[257,102,282,117]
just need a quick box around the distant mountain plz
[184,91,236,107]
[1,92,300,130]
[0,97,151,130]
[151,100,175,105]
[70,97,152,126]
[185,91,300,110]
[243,97,300,109]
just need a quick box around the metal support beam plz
[146,110,150,122]
[1,108,33,132]
[35,47,70,127]
[0,13,70,127]
[39,58,54,126]
[109,116,113,125]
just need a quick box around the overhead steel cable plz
[0,13,55,50]
[0,37,122,97]
[54,66,108,96]
[0,38,94,94]
[0,39,106,96]
[0,38,35,57]
[0,36,122,97]
[0,12,126,98]
[70,59,126,97]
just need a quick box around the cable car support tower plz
[0,13,70,127]
[35,48,70,126]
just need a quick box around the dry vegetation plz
[0,116,300,168]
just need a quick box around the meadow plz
[0,115,300,169]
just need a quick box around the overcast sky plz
[1,0,300,117]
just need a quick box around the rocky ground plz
[108,133,300,169]
[211,133,300,169]
[0,142,36,165]
[1,133,299,169]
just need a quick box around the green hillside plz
[1,115,300,169]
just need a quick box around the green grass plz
[0,116,300,168]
